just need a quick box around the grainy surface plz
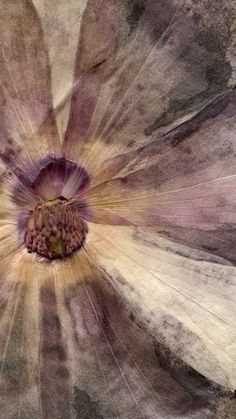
[0,0,236,418]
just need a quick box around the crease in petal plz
[32,0,89,143]
[64,0,236,176]
[63,0,119,160]
[81,90,236,264]
[86,223,236,389]
[51,255,226,418]
[0,254,43,417]
[0,223,233,417]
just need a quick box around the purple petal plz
[64,0,235,177]
[63,0,118,161]
[0,0,61,170]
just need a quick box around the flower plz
[0,0,236,418]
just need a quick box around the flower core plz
[24,199,88,259]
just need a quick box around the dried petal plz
[0,0,60,171]
[86,223,236,389]
[64,0,236,178]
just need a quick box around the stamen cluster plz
[25,199,88,259]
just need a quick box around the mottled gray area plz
[0,0,236,418]
[73,387,104,419]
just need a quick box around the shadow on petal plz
[86,223,236,390]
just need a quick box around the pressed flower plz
[0,0,236,418]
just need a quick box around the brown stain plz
[40,282,71,419]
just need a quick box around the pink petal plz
[82,91,236,263]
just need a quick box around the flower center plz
[24,199,88,259]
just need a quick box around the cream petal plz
[86,223,236,389]
[0,242,234,416]
[32,0,88,142]
[0,174,27,254]
[0,1,236,417]
[35,256,234,418]
[0,254,43,418]
[64,0,236,176]
[0,0,61,171]
[0,170,40,249]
